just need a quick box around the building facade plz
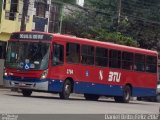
[0,0,84,59]
[0,0,84,85]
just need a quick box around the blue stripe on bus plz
[73,82,124,96]
[4,76,156,96]
[132,87,156,97]
[48,80,64,92]
[73,82,156,97]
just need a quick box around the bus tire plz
[84,94,99,101]
[114,85,131,103]
[22,89,32,97]
[59,80,72,99]
[156,94,160,102]
[137,97,142,101]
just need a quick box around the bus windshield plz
[6,41,50,70]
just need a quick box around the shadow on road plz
[3,93,155,106]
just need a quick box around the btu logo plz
[108,71,121,82]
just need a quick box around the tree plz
[62,0,160,50]
[62,0,138,47]
[119,0,160,51]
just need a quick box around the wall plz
[0,59,4,86]
[0,0,33,42]
[0,0,2,22]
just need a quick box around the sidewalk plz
[0,86,9,90]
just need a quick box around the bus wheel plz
[156,94,160,102]
[137,97,142,101]
[59,80,72,99]
[22,89,32,97]
[114,85,131,103]
[84,94,99,101]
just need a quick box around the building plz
[0,0,84,85]
[0,0,84,42]
[0,0,84,58]
[0,0,34,59]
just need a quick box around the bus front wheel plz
[114,85,131,103]
[59,80,72,99]
[22,89,32,97]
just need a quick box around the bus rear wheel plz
[22,89,32,97]
[114,85,131,103]
[59,80,72,99]
[84,94,99,101]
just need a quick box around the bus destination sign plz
[10,32,52,41]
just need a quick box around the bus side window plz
[122,52,133,70]
[95,47,108,67]
[109,50,121,68]
[52,44,64,66]
[66,43,80,64]
[134,54,145,72]
[146,56,157,73]
[81,45,94,65]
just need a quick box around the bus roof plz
[11,31,158,56]
[53,33,158,56]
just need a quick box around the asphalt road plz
[0,89,159,115]
[1,89,160,120]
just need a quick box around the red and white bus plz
[4,31,158,103]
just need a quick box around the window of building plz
[122,52,133,70]
[81,45,94,65]
[52,44,64,66]
[66,43,80,63]
[146,56,157,73]
[95,47,108,67]
[134,54,145,72]
[3,0,6,9]
[36,1,47,18]
[109,50,121,68]
[7,0,18,20]
[48,3,61,33]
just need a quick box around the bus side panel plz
[74,81,123,96]
[48,79,63,92]
[132,87,156,97]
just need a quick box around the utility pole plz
[59,4,64,34]
[20,0,29,31]
[117,0,122,31]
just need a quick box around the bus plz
[3,31,158,103]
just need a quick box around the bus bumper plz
[3,78,48,91]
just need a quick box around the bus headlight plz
[40,69,48,79]
[157,84,160,89]
[4,69,8,76]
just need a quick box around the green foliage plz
[63,11,138,47]
[62,0,160,50]
[92,29,138,47]
[120,0,160,51]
